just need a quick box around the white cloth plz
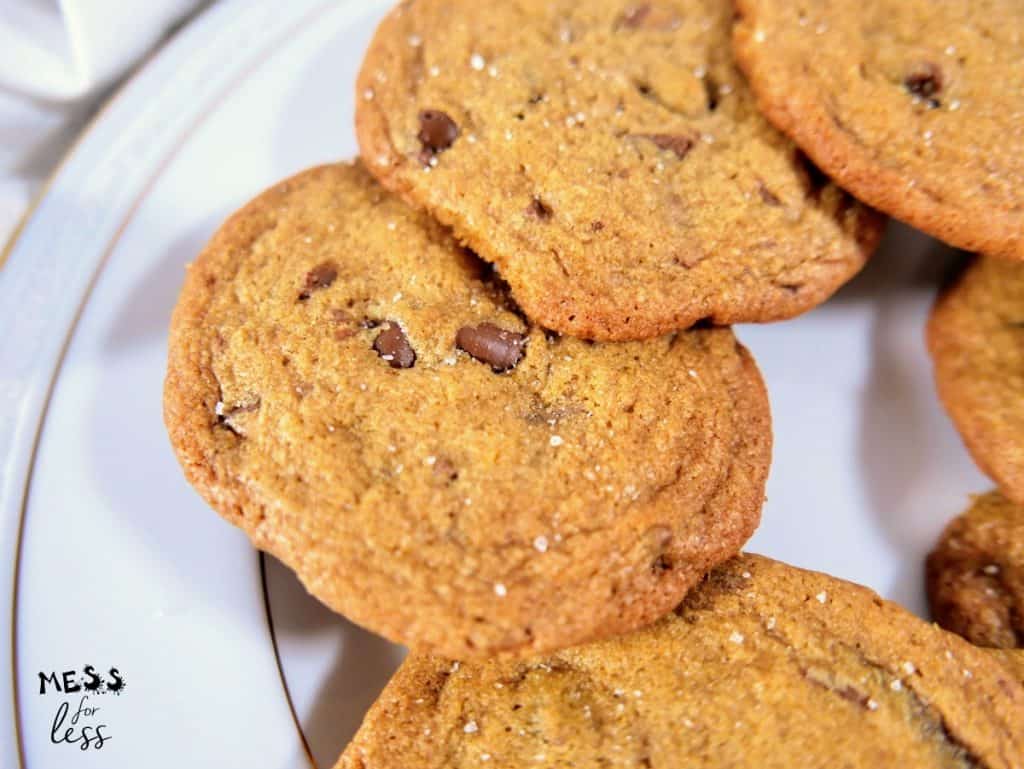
[0,0,204,246]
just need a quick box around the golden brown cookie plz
[991,650,1024,685]
[733,0,1024,260]
[927,491,1024,649]
[337,554,1024,769]
[164,161,772,659]
[928,256,1024,502]
[355,0,882,341]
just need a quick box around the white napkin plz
[0,0,204,247]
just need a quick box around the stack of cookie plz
[164,0,1024,766]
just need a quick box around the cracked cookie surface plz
[163,162,771,658]
[928,491,1024,649]
[337,554,1024,769]
[929,256,1024,503]
[355,0,881,341]
[734,0,1024,260]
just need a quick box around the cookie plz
[927,491,1024,649]
[355,0,882,341]
[337,554,1024,769]
[928,256,1024,502]
[164,161,772,659]
[733,0,1024,260]
[992,650,1024,685]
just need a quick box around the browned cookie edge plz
[732,0,1023,261]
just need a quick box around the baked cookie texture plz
[992,650,1024,685]
[163,162,772,659]
[928,491,1024,649]
[928,256,1024,503]
[355,0,882,341]
[734,0,1024,260]
[337,555,1024,769]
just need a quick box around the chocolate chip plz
[299,262,338,300]
[904,62,943,107]
[635,133,695,159]
[418,109,459,164]
[836,685,871,709]
[456,323,526,372]
[757,182,782,206]
[526,196,553,220]
[373,322,416,369]
[618,4,651,28]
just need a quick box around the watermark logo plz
[38,666,125,751]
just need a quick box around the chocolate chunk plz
[618,4,651,28]
[418,109,459,164]
[635,133,695,160]
[904,62,943,107]
[373,322,416,369]
[299,262,338,300]
[526,196,553,220]
[456,323,526,372]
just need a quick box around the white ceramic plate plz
[0,1,987,767]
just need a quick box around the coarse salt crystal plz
[464,720,478,733]
[534,536,549,552]
[494,583,507,597]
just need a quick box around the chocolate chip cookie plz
[164,162,772,659]
[927,491,1024,649]
[928,256,1024,503]
[337,555,1024,769]
[734,0,1024,260]
[355,0,882,341]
